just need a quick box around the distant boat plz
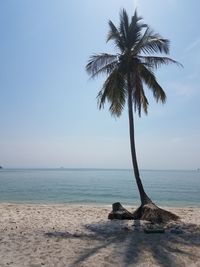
[0,166,2,169]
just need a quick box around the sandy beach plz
[0,204,200,267]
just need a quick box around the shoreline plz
[0,204,200,266]
[0,201,200,208]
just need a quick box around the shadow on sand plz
[45,220,200,267]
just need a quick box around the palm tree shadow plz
[45,220,200,267]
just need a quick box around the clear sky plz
[0,0,199,169]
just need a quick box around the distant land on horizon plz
[0,167,198,172]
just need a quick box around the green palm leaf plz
[139,64,166,103]
[97,69,126,117]
[86,53,118,77]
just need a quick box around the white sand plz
[0,204,200,267]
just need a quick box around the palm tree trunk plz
[127,79,152,206]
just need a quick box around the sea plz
[0,169,200,207]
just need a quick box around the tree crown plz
[86,9,181,117]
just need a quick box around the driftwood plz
[108,202,134,220]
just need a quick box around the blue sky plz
[0,0,199,169]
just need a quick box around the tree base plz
[132,202,179,223]
[108,202,179,223]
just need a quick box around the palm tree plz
[86,9,181,222]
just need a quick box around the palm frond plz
[90,61,119,79]
[119,9,129,44]
[142,34,170,54]
[139,65,166,103]
[107,20,125,51]
[132,27,153,54]
[97,69,126,117]
[139,87,149,115]
[132,73,148,116]
[129,10,147,49]
[138,56,183,69]
[86,53,118,77]
[134,27,170,55]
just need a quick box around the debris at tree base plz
[108,202,134,220]
[144,227,165,234]
[108,202,180,223]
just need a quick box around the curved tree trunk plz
[121,76,180,223]
[108,75,180,223]
[127,80,152,206]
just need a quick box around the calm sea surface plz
[0,169,200,207]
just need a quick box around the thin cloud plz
[185,38,200,52]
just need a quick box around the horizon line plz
[0,167,198,172]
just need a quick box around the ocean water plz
[0,169,200,207]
